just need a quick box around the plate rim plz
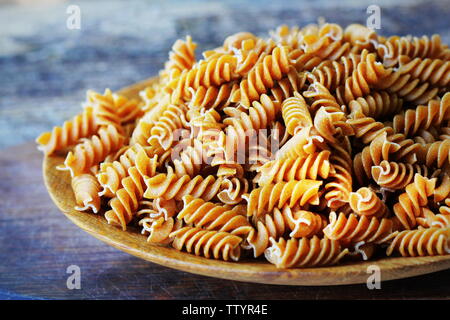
[41,77,450,286]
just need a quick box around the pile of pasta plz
[37,22,450,268]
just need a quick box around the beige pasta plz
[39,22,450,268]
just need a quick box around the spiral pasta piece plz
[348,91,403,120]
[353,132,420,183]
[217,177,249,205]
[281,92,312,135]
[374,70,439,104]
[165,35,197,74]
[386,227,450,257]
[187,82,239,110]
[393,174,437,230]
[104,150,159,230]
[148,103,188,150]
[308,53,361,91]
[335,50,391,104]
[97,144,148,197]
[324,143,353,209]
[178,196,253,238]
[324,211,397,244]
[140,217,184,244]
[72,173,101,213]
[393,93,450,137]
[347,109,394,144]
[63,125,125,177]
[143,167,222,202]
[349,187,389,218]
[36,107,98,156]
[244,180,322,216]
[257,150,332,185]
[270,67,308,102]
[416,207,450,228]
[371,160,432,190]
[264,236,349,268]
[234,46,291,107]
[377,34,450,67]
[416,139,450,168]
[170,226,243,261]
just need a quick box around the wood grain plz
[41,77,450,286]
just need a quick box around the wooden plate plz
[43,77,450,286]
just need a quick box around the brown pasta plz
[71,173,101,213]
[39,22,450,267]
[386,227,450,257]
[264,236,349,268]
[170,226,243,261]
[36,106,98,156]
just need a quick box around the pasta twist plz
[72,173,101,213]
[36,107,98,156]
[281,92,312,135]
[187,82,239,109]
[140,217,183,244]
[148,103,188,150]
[377,34,450,67]
[171,139,209,177]
[98,147,159,198]
[374,70,439,104]
[416,139,450,168]
[324,143,353,209]
[244,180,322,216]
[234,46,291,107]
[264,236,349,268]
[347,109,394,144]
[349,187,389,218]
[313,106,354,144]
[169,54,238,102]
[143,167,222,202]
[165,35,197,74]
[393,93,450,137]
[257,151,332,185]
[303,81,342,115]
[245,207,325,257]
[397,55,450,87]
[335,50,391,104]
[393,174,437,230]
[386,227,450,257]
[170,226,243,261]
[104,150,159,230]
[416,207,450,228]
[353,132,420,184]
[371,160,432,190]
[324,212,398,244]
[308,53,361,91]
[178,196,253,237]
[348,91,403,120]
[270,67,308,102]
[63,125,125,177]
[217,177,249,205]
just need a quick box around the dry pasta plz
[39,22,450,267]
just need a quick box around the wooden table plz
[0,142,449,299]
[2,0,450,300]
